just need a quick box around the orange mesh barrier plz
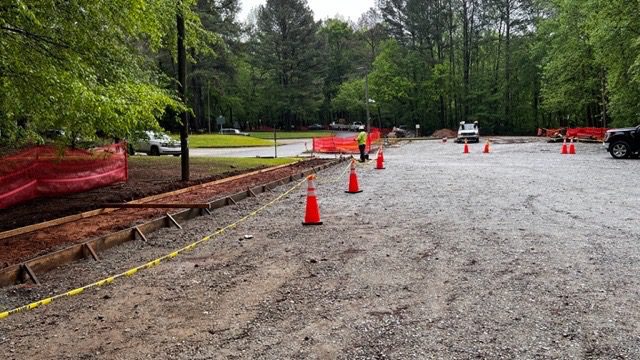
[0,144,128,209]
[313,129,381,154]
[538,128,608,140]
[566,128,608,140]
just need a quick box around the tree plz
[538,0,601,127]
[584,0,640,127]
[320,19,359,123]
[356,8,387,63]
[253,0,326,128]
[0,1,210,147]
[188,0,242,131]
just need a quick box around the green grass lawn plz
[129,156,298,177]
[179,134,276,148]
[249,131,335,139]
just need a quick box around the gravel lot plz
[1,138,639,359]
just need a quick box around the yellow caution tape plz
[124,268,138,277]
[95,277,114,287]
[144,259,161,269]
[321,160,353,185]
[0,172,310,321]
[66,288,84,297]
[27,302,41,310]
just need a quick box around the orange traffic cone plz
[483,140,491,154]
[463,139,470,154]
[376,146,385,170]
[346,159,363,193]
[561,138,568,154]
[569,138,576,155]
[302,175,322,225]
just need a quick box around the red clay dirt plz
[0,160,282,232]
[0,159,329,268]
[432,129,458,138]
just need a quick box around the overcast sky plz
[239,0,376,22]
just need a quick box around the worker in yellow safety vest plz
[356,126,367,162]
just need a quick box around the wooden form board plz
[0,160,342,287]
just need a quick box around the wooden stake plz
[226,197,237,206]
[166,214,182,229]
[82,244,100,261]
[135,226,148,242]
[20,264,40,285]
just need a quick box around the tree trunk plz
[177,2,189,181]
[504,0,512,128]
[448,0,456,127]
[462,0,470,121]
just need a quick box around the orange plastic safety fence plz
[537,127,608,140]
[0,144,128,209]
[313,129,381,154]
[565,128,608,140]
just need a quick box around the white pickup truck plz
[330,121,364,132]
[456,121,480,143]
[131,131,182,156]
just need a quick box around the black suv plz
[603,125,640,159]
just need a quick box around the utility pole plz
[207,84,211,134]
[177,1,189,181]
[273,126,278,158]
[364,69,371,135]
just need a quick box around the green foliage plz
[539,1,599,122]
[319,19,359,121]
[369,40,413,107]
[253,0,326,125]
[3,0,639,146]
[0,0,213,147]
[584,0,640,126]
[334,79,366,114]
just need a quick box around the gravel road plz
[1,138,639,359]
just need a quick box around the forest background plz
[1,0,639,147]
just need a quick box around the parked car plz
[456,121,480,143]
[350,122,364,131]
[329,121,364,131]
[391,126,414,138]
[307,123,324,130]
[603,125,640,159]
[131,131,181,156]
[220,128,249,136]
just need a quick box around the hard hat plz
[359,126,365,130]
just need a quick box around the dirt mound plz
[432,129,457,138]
